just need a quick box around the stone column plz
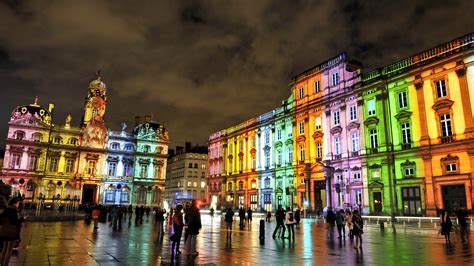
[415,81,430,145]
[467,148,474,212]
[455,66,474,137]
[422,151,436,216]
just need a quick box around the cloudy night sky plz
[0,0,472,149]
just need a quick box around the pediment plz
[347,122,360,130]
[395,110,412,121]
[368,181,384,189]
[330,126,342,135]
[432,99,454,112]
[364,117,379,126]
[274,141,283,148]
[312,131,324,139]
[285,139,294,145]
[296,135,306,143]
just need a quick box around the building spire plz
[31,96,39,107]
[96,69,101,81]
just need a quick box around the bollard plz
[380,221,385,230]
[403,221,406,227]
[259,219,265,245]
[418,221,421,228]
[434,223,437,229]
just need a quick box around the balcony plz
[440,135,454,144]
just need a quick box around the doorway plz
[442,185,466,214]
[373,192,382,214]
[82,184,96,205]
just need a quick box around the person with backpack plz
[224,208,235,239]
[285,207,296,242]
[170,205,184,256]
[352,209,364,249]
[0,197,26,266]
[272,207,285,239]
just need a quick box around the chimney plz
[185,142,191,152]
[144,115,151,122]
[135,116,141,126]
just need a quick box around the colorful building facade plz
[208,32,474,216]
[1,75,169,208]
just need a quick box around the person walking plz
[128,205,133,221]
[456,208,469,243]
[224,208,235,238]
[0,197,26,266]
[170,205,184,256]
[92,205,101,229]
[326,207,336,238]
[238,207,245,230]
[110,206,119,231]
[336,209,346,239]
[294,207,301,228]
[440,209,452,245]
[185,200,202,256]
[272,207,285,239]
[352,209,363,249]
[156,208,165,235]
[247,208,253,229]
[285,207,296,242]
[345,209,353,239]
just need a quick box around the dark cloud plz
[0,0,472,148]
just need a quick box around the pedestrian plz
[0,197,26,266]
[128,205,133,220]
[92,205,100,229]
[295,207,301,227]
[170,205,184,256]
[345,209,353,239]
[456,208,469,243]
[272,207,286,239]
[156,208,165,235]
[247,208,253,228]
[224,207,234,238]
[145,207,151,221]
[266,211,271,222]
[440,209,452,245]
[139,205,145,224]
[135,206,140,223]
[336,209,346,239]
[285,207,296,242]
[185,200,202,256]
[326,207,336,238]
[351,209,363,249]
[210,207,215,218]
[110,205,119,231]
[239,207,245,230]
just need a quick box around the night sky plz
[0,0,472,149]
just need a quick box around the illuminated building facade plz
[209,33,474,215]
[1,75,169,207]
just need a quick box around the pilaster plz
[415,81,430,145]
[455,66,474,137]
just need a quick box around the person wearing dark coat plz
[0,197,26,265]
[238,208,245,229]
[185,200,202,256]
[326,207,336,238]
[294,208,301,227]
[272,208,286,239]
[440,209,452,245]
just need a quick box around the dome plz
[89,76,107,90]
[10,97,52,124]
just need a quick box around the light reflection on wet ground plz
[10,214,473,265]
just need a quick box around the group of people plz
[325,207,364,249]
[0,197,26,265]
[272,207,301,242]
[439,208,470,245]
[169,200,202,257]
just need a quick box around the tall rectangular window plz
[239,159,243,171]
[349,105,357,121]
[299,122,305,134]
[397,91,408,109]
[28,155,39,171]
[265,153,270,168]
[351,132,359,152]
[265,132,270,144]
[87,160,96,175]
[65,158,75,173]
[299,145,305,161]
[11,154,21,169]
[440,114,452,137]
[335,136,341,155]
[123,163,132,177]
[369,129,378,148]
[277,150,282,165]
[277,128,282,140]
[299,87,304,99]
[401,122,411,144]
[315,117,321,130]
[331,72,339,86]
[251,156,256,169]
[108,161,117,176]
[314,80,320,93]
[140,164,148,178]
[316,142,322,158]
[239,140,243,151]
[367,99,376,116]
[49,157,59,172]
[333,111,340,126]
[288,148,293,163]
[435,79,447,98]
[251,137,256,147]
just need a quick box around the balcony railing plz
[351,151,359,157]
[440,136,454,144]
[401,143,412,150]
[334,154,342,160]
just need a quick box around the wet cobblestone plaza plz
[9,214,474,265]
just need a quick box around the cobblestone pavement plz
[8,214,474,265]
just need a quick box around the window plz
[251,156,256,169]
[251,180,257,189]
[402,187,422,215]
[87,160,96,175]
[105,188,115,203]
[10,153,21,169]
[239,140,243,151]
[435,79,448,98]
[123,163,132,177]
[251,137,256,147]
[125,144,133,151]
[239,159,243,172]
[108,162,117,176]
[440,114,452,137]
[111,143,120,150]
[331,72,339,86]
[315,117,321,130]
[265,132,270,144]
[298,122,305,134]
[187,181,192,187]
[229,160,233,173]
[65,158,75,173]
[445,163,457,173]
[299,145,305,161]
[404,168,415,177]
[53,136,62,144]
[277,150,282,165]
[351,132,359,152]
[143,145,150,153]
[14,131,25,140]
[28,155,39,171]
[227,182,232,191]
[349,105,357,121]
[288,148,293,163]
[265,178,271,188]
[367,99,376,116]
[353,172,361,181]
[369,129,378,149]
[201,164,206,169]
[194,163,198,168]
[298,87,304,99]
[121,189,130,203]
[355,189,362,206]
[334,136,341,155]
[49,157,59,172]
[314,80,320,93]
[333,111,340,126]
[238,181,244,190]
[32,133,42,142]
[401,122,411,144]
[140,164,148,178]
[201,181,206,188]
[188,163,193,168]
[287,127,292,138]
[397,91,408,109]
[316,142,322,158]
[193,182,197,188]
[265,152,270,168]
[277,128,282,140]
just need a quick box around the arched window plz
[32,132,43,142]
[13,131,25,140]
[124,144,134,151]
[238,181,244,190]
[68,138,78,145]
[227,182,232,191]
[110,142,120,150]
[53,136,63,144]
[143,145,150,153]
[105,185,116,203]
